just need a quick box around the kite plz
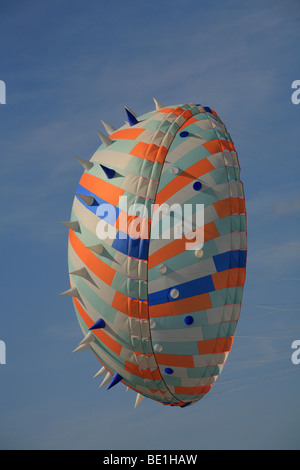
[60,100,247,408]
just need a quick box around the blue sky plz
[0,0,299,450]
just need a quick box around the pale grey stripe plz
[193,352,229,368]
[151,326,204,342]
[91,149,134,169]
[148,256,216,294]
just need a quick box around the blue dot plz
[193,181,202,191]
[164,368,174,375]
[179,131,189,138]
[185,315,194,325]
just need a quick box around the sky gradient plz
[0,0,299,450]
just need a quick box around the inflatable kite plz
[60,99,247,408]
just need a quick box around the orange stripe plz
[130,142,168,164]
[79,172,124,207]
[129,141,148,158]
[155,158,214,206]
[157,107,185,116]
[112,291,149,319]
[109,128,145,140]
[211,268,246,290]
[154,353,194,367]
[149,292,212,318]
[156,107,194,119]
[124,360,161,380]
[213,197,246,218]
[73,298,122,355]
[148,220,219,268]
[203,139,236,154]
[197,336,234,355]
[69,230,115,285]
[115,212,151,239]
[179,117,198,130]
[174,385,212,395]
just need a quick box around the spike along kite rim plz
[60,99,247,408]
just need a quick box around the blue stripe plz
[76,184,120,224]
[76,184,149,260]
[213,250,247,272]
[148,274,215,306]
[148,250,247,306]
[112,235,149,260]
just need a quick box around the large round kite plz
[60,99,247,408]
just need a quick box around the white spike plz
[76,193,95,206]
[101,120,116,136]
[97,130,113,147]
[69,266,90,280]
[79,331,95,346]
[72,343,90,353]
[75,157,94,171]
[153,97,164,110]
[59,286,80,298]
[134,393,145,408]
[126,386,130,392]
[99,371,113,389]
[87,244,104,255]
[93,366,107,379]
[60,221,80,232]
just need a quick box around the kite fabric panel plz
[60,100,247,408]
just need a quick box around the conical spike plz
[107,372,123,390]
[89,318,106,330]
[153,98,164,110]
[76,193,95,206]
[59,286,80,298]
[75,157,94,171]
[101,120,116,136]
[99,372,113,389]
[97,130,113,147]
[79,331,95,346]
[69,266,90,280]
[124,105,137,118]
[124,106,139,126]
[72,343,90,353]
[126,386,130,392]
[134,393,145,408]
[87,243,104,255]
[60,221,80,232]
[100,164,116,179]
[93,366,107,379]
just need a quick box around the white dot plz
[158,264,167,274]
[170,288,179,299]
[150,319,156,329]
[170,166,179,175]
[154,344,163,352]
[195,248,203,258]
